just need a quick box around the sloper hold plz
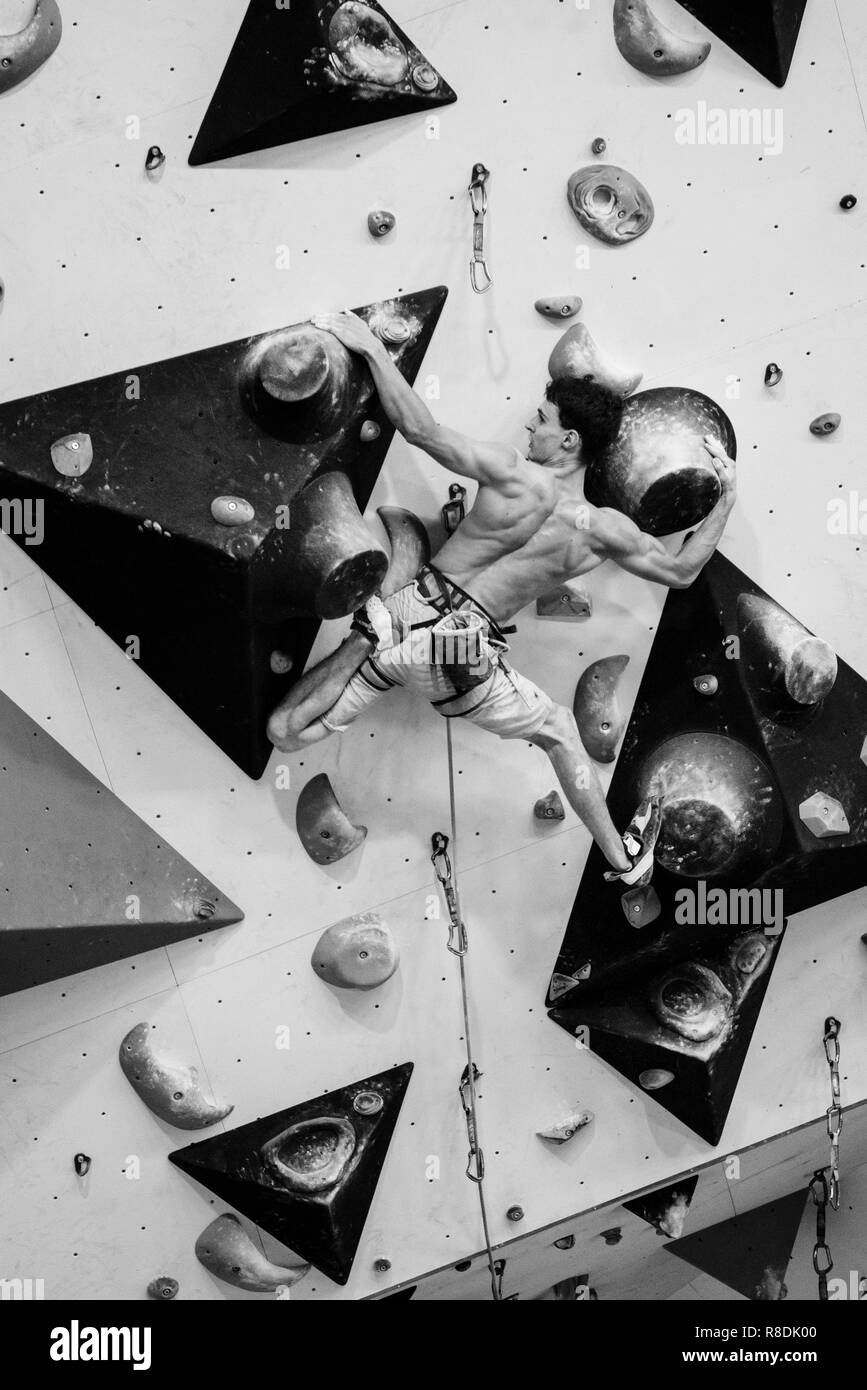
[0,285,447,778]
[311,911,398,989]
[623,1174,699,1238]
[377,505,431,597]
[737,593,837,705]
[548,321,643,397]
[195,1214,310,1292]
[189,0,457,166]
[0,689,243,998]
[573,655,630,763]
[0,0,62,95]
[170,1063,413,1286]
[119,1023,234,1130]
[296,773,367,864]
[675,0,808,88]
[665,1189,808,1298]
[613,0,710,77]
[536,585,592,621]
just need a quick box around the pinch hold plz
[51,432,93,478]
[211,495,255,526]
[764,363,783,387]
[534,296,583,320]
[810,413,841,436]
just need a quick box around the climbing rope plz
[810,1016,843,1301]
[430,721,503,1301]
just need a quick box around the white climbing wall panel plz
[1,0,866,1301]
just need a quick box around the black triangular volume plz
[623,1175,699,1238]
[190,0,457,166]
[547,551,867,1011]
[676,0,808,87]
[0,689,243,997]
[665,1188,808,1298]
[0,287,448,777]
[169,1063,413,1286]
[551,925,784,1144]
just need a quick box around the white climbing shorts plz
[320,578,555,741]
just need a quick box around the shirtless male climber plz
[269,310,737,884]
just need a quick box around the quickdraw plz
[468,163,493,294]
[442,482,467,536]
[431,726,502,1301]
[810,1017,843,1301]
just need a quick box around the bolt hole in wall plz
[0,0,866,1318]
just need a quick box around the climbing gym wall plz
[1,0,867,1307]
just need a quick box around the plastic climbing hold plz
[591,137,607,156]
[295,772,367,864]
[145,145,166,174]
[810,413,841,436]
[507,1206,525,1223]
[311,912,398,990]
[0,276,4,313]
[651,963,733,1043]
[269,650,293,676]
[375,313,412,345]
[536,586,592,620]
[377,505,431,597]
[737,593,837,705]
[74,1152,91,1176]
[567,164,654,245]
[693,673,718,696]
[860,734,867,769]
[534,296,582,320]
[639,1069,675,1091]
[195,1214,309,1293]
[119,1022,234,1129]
[147,1276,179,1300]
[549,321,642,397]
[621,883,661,928]
[210,495,255,527]
[368,209,395,237]
[840,194,857,210]
[764,363,783,387]
[798,792,850,839]
[360,419,381,442]
[50,432,93,479]
[536,1110,594,1145]
[548,968,591,1002]
[613,0,710,77]
[534,790,566,821]
[573,655,630,763]
[0,0,62,96]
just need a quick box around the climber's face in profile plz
[525,399,580,466]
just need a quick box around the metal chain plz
[810,1017,843,1300]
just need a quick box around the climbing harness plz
[810,1016,843,1301]
[431,727,503,1301]
[468,163,494,294]
[442,481,467,535]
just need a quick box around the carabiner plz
[468,163,493,294]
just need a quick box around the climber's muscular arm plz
[312,310,523,487]
[588,439,737,589]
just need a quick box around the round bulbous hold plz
[810,413,841,436]
[50,432,93,479]
[311,912,398,990]
[360,419,381,441]
[840,194,857,210]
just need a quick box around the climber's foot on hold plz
[604,797,662,887]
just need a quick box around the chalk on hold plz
[534,296,582,320]
[50,432,93,479]
[195,1214,309,1293]
[591,137,607,156]
[536,1109,594,1145]
[367,209,396,238]
[119,1022,234,1129]
[534,790,566,821]
[810,413,841,437]
[295,772,367,865]
[573,654,630,762]
[211,495,255,526]
[764,363,783,387]
[798,792,850,839]
[147,1277,179,1300]
[840,194,857,210]
[360,419,381,442]
[145,145,166,175]
[639,1069,675,1091]
[612,0,710,77]
[311,911,398,990]
[374,313,412,346]
[621,883,661,928]
[536,586,592,620]
[693,674,718,696]
[737,593,837,704]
